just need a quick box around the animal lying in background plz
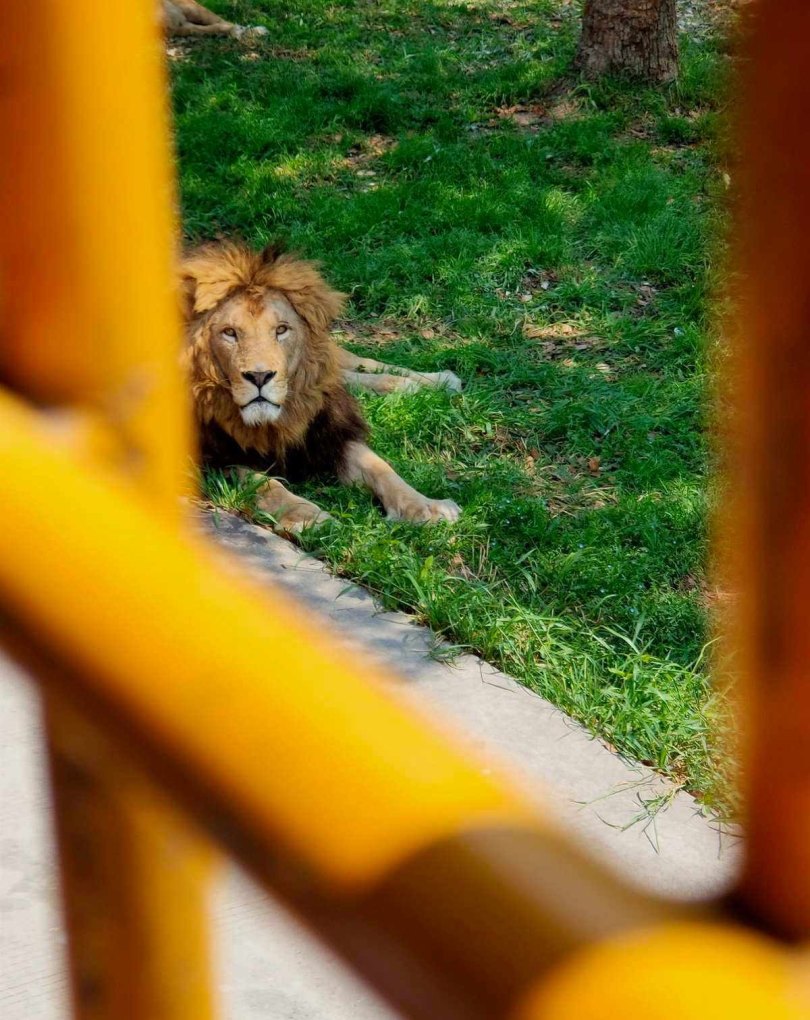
[181,242,461,532]
[160,0,268,39]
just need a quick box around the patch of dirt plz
[523,322,584,340]
[677,0,750,41]
[467,88,581,138]
[522,268,559,293]
[494,270,558,305]
[529,458,619,515]
[166,41,193,62]
[495,103,549,131]
[548,94,582,120]
[343,134,397,167]
[632,281,658,315]
[333,318,455,347]
[330,135,398,191]
[489,94,582,134]
[625,115,656,141]
[333,320,402,346]
[677,573,736,613]
[487,10,532,30]
[523,321,605,360]
[264,45,312,61]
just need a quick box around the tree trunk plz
[575,0,679,83]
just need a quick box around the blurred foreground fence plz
[1,1,809,1018]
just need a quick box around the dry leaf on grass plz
[521,268,558,292]
[522,321,585,340]
[493,104,549,131]
[449,554,476,581]
[547,96,581,121]
[488,12,532,29]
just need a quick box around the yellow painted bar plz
[0,2,214,1018]
[46,697,215,1020]
[0,390,531,891]
[0,0,190,505]
[0,390,687,1017]
[510,924,810,1020]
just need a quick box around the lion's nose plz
[242,370,276,389]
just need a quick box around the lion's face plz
[206,289,305,427]
[182,242,345,444]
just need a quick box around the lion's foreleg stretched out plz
[340,442,460,523]
[238,443,460,535]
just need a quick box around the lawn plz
[170,0,735,812]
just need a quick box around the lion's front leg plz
[340,442,460,524]
[237,470,332,535]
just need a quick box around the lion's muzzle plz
[236,372,288,427]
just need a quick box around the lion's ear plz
[178,272,200,321]
[179,244,250,319]
[290,280,346,335]
[268,256,346,335]
[260,241,284,265]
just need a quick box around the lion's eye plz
[276,324,289,338]
[222,327,237,341]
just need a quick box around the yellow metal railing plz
[1,2,211,1018]
[1,0,809,1018]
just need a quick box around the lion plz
[160,0,268,40]
[181,241,461,533]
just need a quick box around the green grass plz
[173,0,736,813]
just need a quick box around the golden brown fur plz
[180,242,461,531]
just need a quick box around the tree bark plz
[575,0,679,83]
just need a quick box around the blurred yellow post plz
[45,700,215,1020]
[0,2,214,1019]
[0,0,190,503]
[510,923,810,1020]
[730,0,810,940]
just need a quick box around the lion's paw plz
[276,510,334,536]
[381,376,420,394]
[387,496,461,525]
[423,370,463,393]
[267,501,333,536]
[233,24,269,41]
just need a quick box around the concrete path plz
[1,511,741,1019]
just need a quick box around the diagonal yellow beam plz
[0,389,681,1019]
